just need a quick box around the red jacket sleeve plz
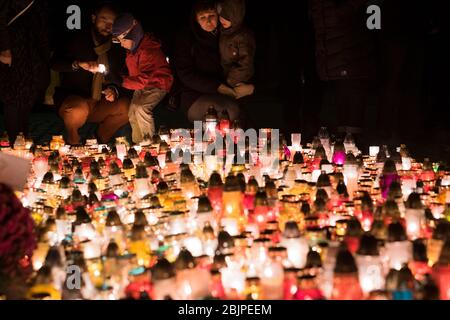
[122,47,173,92]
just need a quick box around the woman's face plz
[196,9,218,32]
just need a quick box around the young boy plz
[112,13,173,144]
[217,0,256,99]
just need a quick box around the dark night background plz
[1,0,450,162]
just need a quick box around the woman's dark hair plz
[193,0,217,15]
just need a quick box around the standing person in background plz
[112,13,173,144]
[377,0,426,145]
[0,0,50,145]
[309,0,375,141]
[52,2,130,146]
[217,0,255,99]
[173,0,240,123]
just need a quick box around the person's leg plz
[87,97,130,144]
[128,88,167,144]
[58,95,92,145]
[187,94,240,123]
[335,79,369,133]
[2,100,21,145]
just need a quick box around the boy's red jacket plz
[122,33,173,92]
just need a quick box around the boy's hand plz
[102,88,117,102]
[218,83,237,98]
[0,50,12,66]
[234,83,255,99]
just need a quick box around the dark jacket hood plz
[217,0,246,35]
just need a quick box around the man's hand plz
[102,87,117,102]
[234,83,255,99]
[218,83,237,99]
[78,61,100,73]
[0,50,12,66]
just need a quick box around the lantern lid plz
[180,167,196,184]
[106,240,119,257]
[268,246,287,253]
[56,206,66,219]
[106,210,123,227]
[174,248,196,270]
[128,147,138,158]
[88,192,99,205]
[357,233,379,256]
[383,159,397,175]
[292,151,304,165]
[109,161,121,175]
[208,171,223,187]
[135,162,149,179]
[437,238,450,265]
[218,230,235,253]
[224,175,241,192]
[314,145,326,160]
[247,177,259,193]
[387,222,407,242]
[151,258,175,281]
[334,247,358,274]
[144,152,159,167]
[130,224,146,241]
[254,189,268,207]
[74,207,91,225]
[305,249,322,268]
[346,218,363,237]
[412,239,428,262]
[432,220,450,240]
[71,188,84,203]
[42,171,54,184]
[149,195,162,208]
[336,180,349,197]
[197,195,213,213]
[205,106,218,121]
[283,221,301,238]
[316,172,331,188]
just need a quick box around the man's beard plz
[93,27,111,43]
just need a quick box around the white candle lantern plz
[83,239,103,260]
[356,255,385,295]
[55,219,72,243]
[221,218,239,236]
[369,146,380,158]
[221,264,246,297]
[183,236,203,257]
[405,209,424,240]
[280,237,309,269]
[384,241,412,271]
[260,261,284,300]
[291,133,302,152]
[343,164,359,199]
[74,223,97,242]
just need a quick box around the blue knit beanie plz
[112,13,144,52]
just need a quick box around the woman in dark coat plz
[172,0,240,122]
[0,0,50,144]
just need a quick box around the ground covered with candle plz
[0,126,449,300]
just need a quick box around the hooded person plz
[112,13,174,144]
[217,0,255,98]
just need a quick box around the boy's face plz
[196,9,218,32]
[219,16,232,29]
[118,38,134,50]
